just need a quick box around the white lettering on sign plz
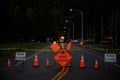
[59,39,64,42]
[104,53,116,62]
[15,52,26,61]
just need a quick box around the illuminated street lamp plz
[59,36,65,43]
[70,9,84,41]
[61,36,65,40]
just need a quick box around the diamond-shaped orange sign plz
[54,49,72,67]
[66,42,72,51]
[79,41,84,46]
[50,41,60,53]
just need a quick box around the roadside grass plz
[0,42,47,49]
[0,42,47,61]
[86,43,120,51]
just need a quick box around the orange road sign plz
[66,42,72,51]
[54,49,72,67]
[50,41,60,53]
[79,41,84,46]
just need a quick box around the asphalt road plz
[0,43,120,80]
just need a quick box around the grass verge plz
[86,43,120,51]
[0,42,47,60]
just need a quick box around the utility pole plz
[69,9,84,41]
[101,16,104,42]
[93,16,96,43]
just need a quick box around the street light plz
[64,27,70,42]
[65,20,75,40]
[69,9,84,41]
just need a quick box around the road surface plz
[0,43,120,80]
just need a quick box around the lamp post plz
[70,9,84,41]
[65,20,74,40]
[64,27,70,42]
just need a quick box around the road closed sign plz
[54,49,72,67]
[15,52,26,61]
[104,53,116,62]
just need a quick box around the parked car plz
[84,38,95,43]
[74,40,79,43]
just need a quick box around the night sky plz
[1,0,120,44]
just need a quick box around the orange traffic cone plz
[94,59,99,69]
[45,57,50,67]
[33,53,39,67]
[7,58,12,68]
[79,54,85,68]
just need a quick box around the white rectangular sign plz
[59,39,64,43]
[15,52,26,61]
[104,53,116,62]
